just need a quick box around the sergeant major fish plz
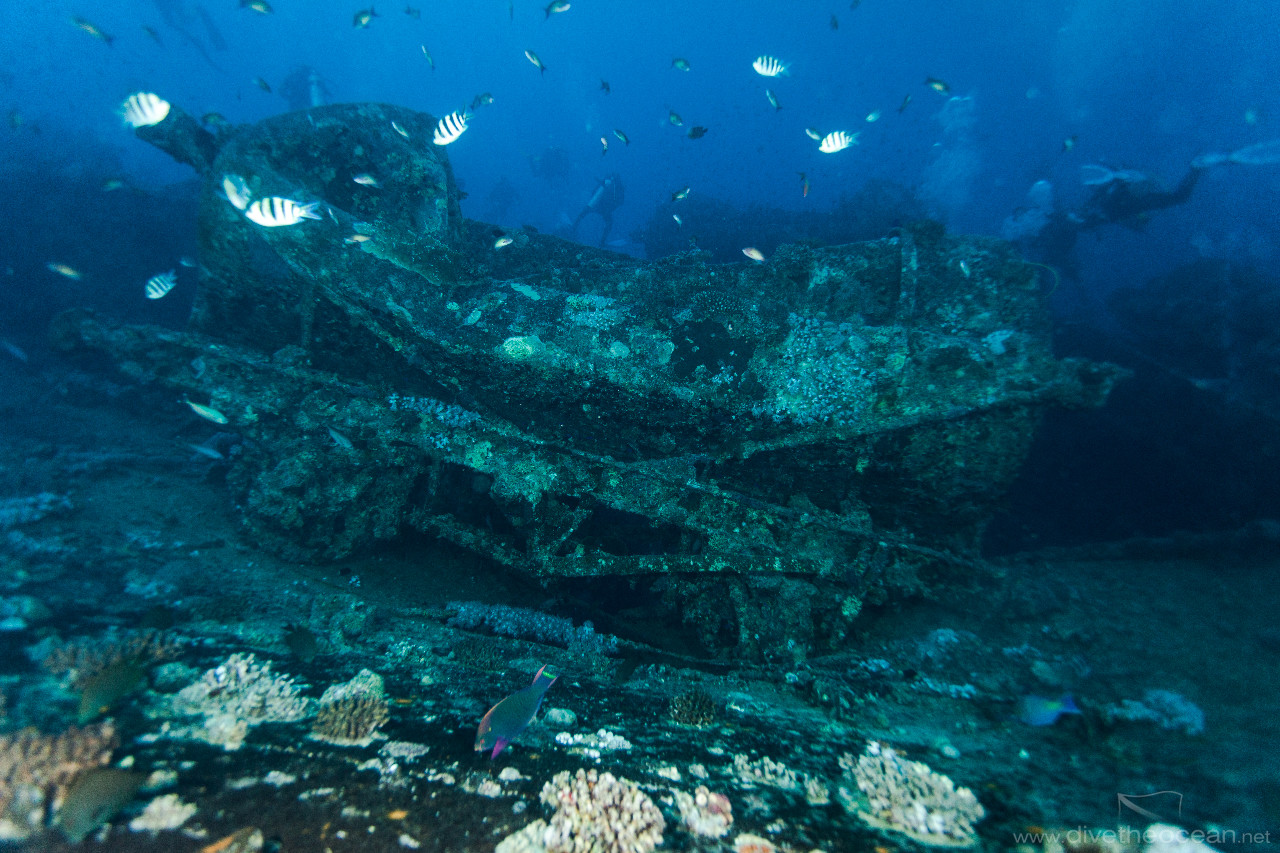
[752,55,788,77]
[245,197,322,226]
[145,269,177,299]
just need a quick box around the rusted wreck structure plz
[55,102,1122,659]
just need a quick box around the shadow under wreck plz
[52,101,1124,661]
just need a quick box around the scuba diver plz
[279,66,332,112]
[1075,163,1204,230]
[571,173,624,247]
[1003,161,1207,276]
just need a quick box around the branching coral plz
[674,785,732,838]
[311,694,389,746]
[165,653,311,750]
[668,687,717,727]
[839,741,985,848]
[0,493,72,529]
[310,669,390,746]
[534,768,665,853]
[42,630,181,689]
[0,721,117,841]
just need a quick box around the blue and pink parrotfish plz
[1018,693,1082,726]
[475,664,560,758]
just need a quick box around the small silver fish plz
[544,0,570,18]
[186,400,228,424]
[926,76,951,94]
[145,269,177,300]
[743,247,765,262]
[524,49,547,74]
[353,7,378,28]
[668,109,683,126]
[421,45,434,70]
[391,120,410,139]
[47,262,82,280]
[672,214,682,226]
[0,340,28,363]
[353,173,381,188]
[765,89,781,111]
[671,186,690,201]
[72,16,115,45]
[222,173,252,210]
[328,427,354,450]
[494,236,514,249]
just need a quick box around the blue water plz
[4,0,1279,271]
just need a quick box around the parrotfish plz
[475,664,559,758]
[1018,693,1082,727]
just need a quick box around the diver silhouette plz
[1075,163,1204,230]
[571,173,624,247]
[1003,161,1206,276]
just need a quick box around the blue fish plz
[475,664,559,759]
[1018,693,1082,726]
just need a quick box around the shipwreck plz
[53,101,1123,659]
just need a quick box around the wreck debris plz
[54,98,1126,660]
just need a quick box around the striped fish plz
[121,92,170,128]
[818,130,858,153]
[145,269,177,300]
[245,197,322,227]
[752,55,788,77]
[432,110,469,146]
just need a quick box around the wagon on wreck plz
[54,102,1122,660]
